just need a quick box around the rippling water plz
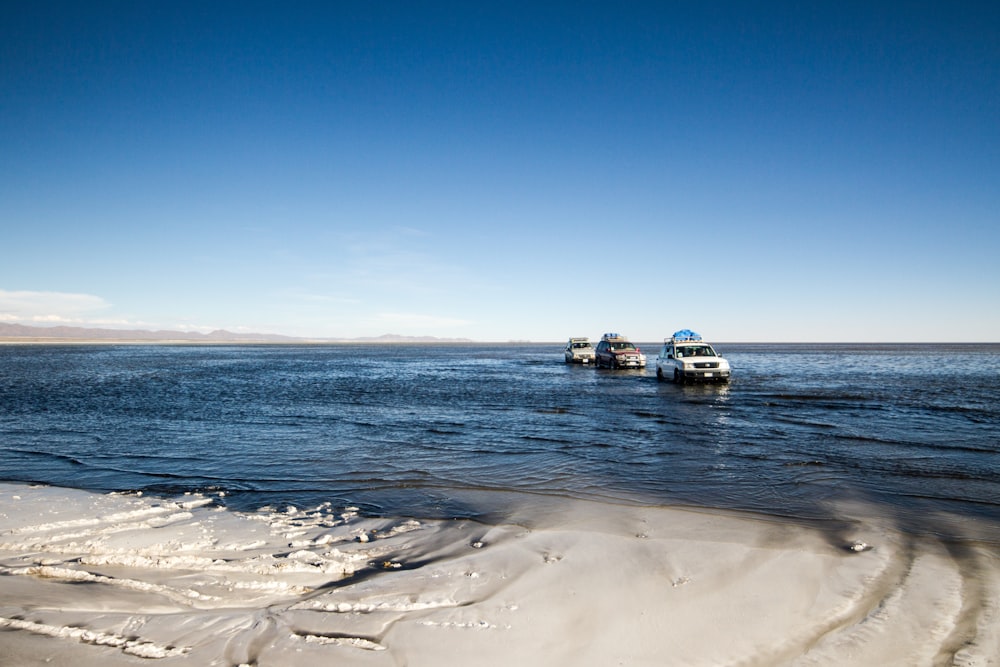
[1,343,998,534]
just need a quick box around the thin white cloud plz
[339,227,477,296]
[374,312,472,330]
[0,289,111,323]
[276,289,361,305]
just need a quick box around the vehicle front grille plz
[694,362,719,369]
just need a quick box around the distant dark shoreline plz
[1,339,998,350]
[0,323,472,345]
[0,339,484,345]
[0,338,484,346]
[1,323,997,346]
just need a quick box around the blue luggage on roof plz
[672,329,702,341]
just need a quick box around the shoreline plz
[2,482,998,665]
[2,337,999,346]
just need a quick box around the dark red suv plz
[594,333,647,369]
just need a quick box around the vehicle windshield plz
[573,342,592,349]
[611,342,636,351]
[677,345,715,357]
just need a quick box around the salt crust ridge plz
[1,483,999,665]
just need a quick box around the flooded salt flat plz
[0,343,998,536]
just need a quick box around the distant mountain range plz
[0,323,473,343]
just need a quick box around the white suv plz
[656,330,731,383]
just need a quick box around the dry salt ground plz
[1,483,999,666]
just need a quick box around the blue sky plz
[2,2,998,342]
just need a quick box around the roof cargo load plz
[671,329,702,342]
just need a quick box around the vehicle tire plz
[611,357,618,370]
[656,368,663,381]
[673,368,682,384]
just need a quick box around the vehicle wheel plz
[611,357,618,370]
[673,368,681,383]
[656,368,663,381]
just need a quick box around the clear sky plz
[2,2,998,342]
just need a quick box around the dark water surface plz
[1,343,998,534]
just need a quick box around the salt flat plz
[2,483,997,666]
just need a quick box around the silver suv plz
[564,337,596,364]
[656,330,731,383]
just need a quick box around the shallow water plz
[1,343,998,535]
